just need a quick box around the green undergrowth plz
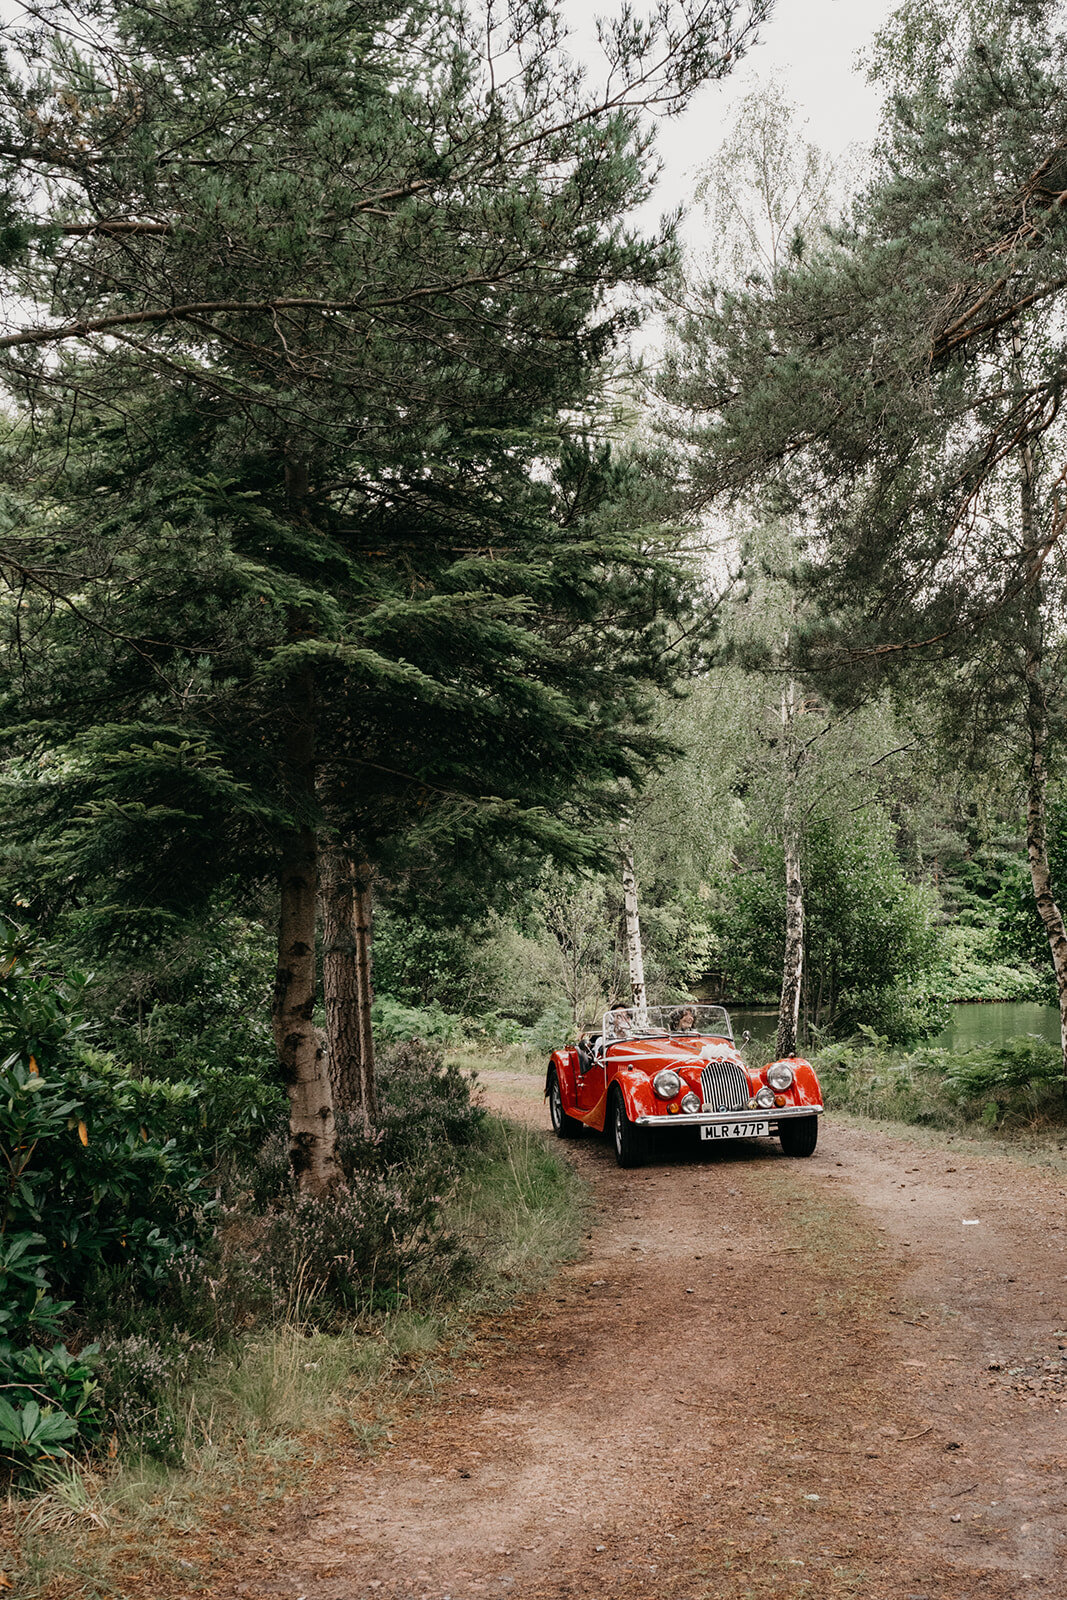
[4,1113,587,1599]
[816,1030,1067,1143]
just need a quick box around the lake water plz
[724,1001,1061,1059]
[929,1001,1061,1053]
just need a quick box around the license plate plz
[700,1121,769,1140]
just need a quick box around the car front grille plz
[700,1058,750,1113]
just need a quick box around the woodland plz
[0,0,1066,1514]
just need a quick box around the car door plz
[575,1039,606,1116]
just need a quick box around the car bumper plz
[634,1105,823,1128]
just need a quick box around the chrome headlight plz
[680,1091,700,1114]
[766,1063,794,1091]
[755,1085,776,1109]
[653,1069,682,1100]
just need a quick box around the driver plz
[609,1006,633,1039]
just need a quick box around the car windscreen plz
[602,1004,732,1042]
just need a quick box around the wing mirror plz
[740,1029,751,1046]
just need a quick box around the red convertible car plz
[546,1003,823,1166]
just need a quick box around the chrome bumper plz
[634,1106,823,1128]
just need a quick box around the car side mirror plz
[741,1030,751,1046]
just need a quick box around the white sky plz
[585,0,902,243]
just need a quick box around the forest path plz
[216,1085,1067,1600]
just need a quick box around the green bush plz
[0,923,214,1469]
[817,1031,1066,1132]
[525,999,576,1055]
[371,994,465,1044]
[934,924,1045,1003]
[0,1341,103,1472]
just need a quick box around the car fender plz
[610,1067,661,1124]
[768,1055,823,1109]
[546,1047,580,1111]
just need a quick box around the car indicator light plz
[774,1093,787,1107]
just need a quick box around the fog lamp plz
[755,1086,776,1109]
[681,1091,701,1114]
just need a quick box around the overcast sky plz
[577,0,902,243]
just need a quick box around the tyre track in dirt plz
[213,1090,1067,1600]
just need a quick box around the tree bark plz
[777,826,804,1059]
[322,840,377,1126]
[620,825,647,1012]
[272,669,339,1195]
[776,681,804,1059]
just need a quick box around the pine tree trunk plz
[620,826,646,1011]
[352,858,377,1122]
[322,843,377,1127]
[272,670,338,1195]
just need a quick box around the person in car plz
[610,1006,633,1038]
[674,1006,698,1032]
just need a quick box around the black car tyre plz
[610,1088,646,1168]
[548,1067,583,1139]
[778,1115,818,1158]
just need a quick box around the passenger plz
[674,1006,698,1033]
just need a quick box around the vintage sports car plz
[546,1003,823,1167]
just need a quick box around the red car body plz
[546,1004,823,1166]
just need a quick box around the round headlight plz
[680,1091,700,1114]
[755,1085,776,1109]
[767,1063,794,1091]
[653,1069,682,1100]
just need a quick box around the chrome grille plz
[700,1058,750,1112]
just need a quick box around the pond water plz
[929,1001,1061,1053]
[723,1001,1061,1059]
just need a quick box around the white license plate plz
[700,1121,770,1141]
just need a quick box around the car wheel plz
[779,1115,818,1158]
[610,1088,646,1168]
[548,1067,582,1139]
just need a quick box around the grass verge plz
[3,1113,586,1600]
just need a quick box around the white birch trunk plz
[777,823,804,1058]
[620,826,647,1012]
[776,680,804,1059]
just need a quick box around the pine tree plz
[0,1,774,1186]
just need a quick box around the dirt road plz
[219,1087,1067,1600]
